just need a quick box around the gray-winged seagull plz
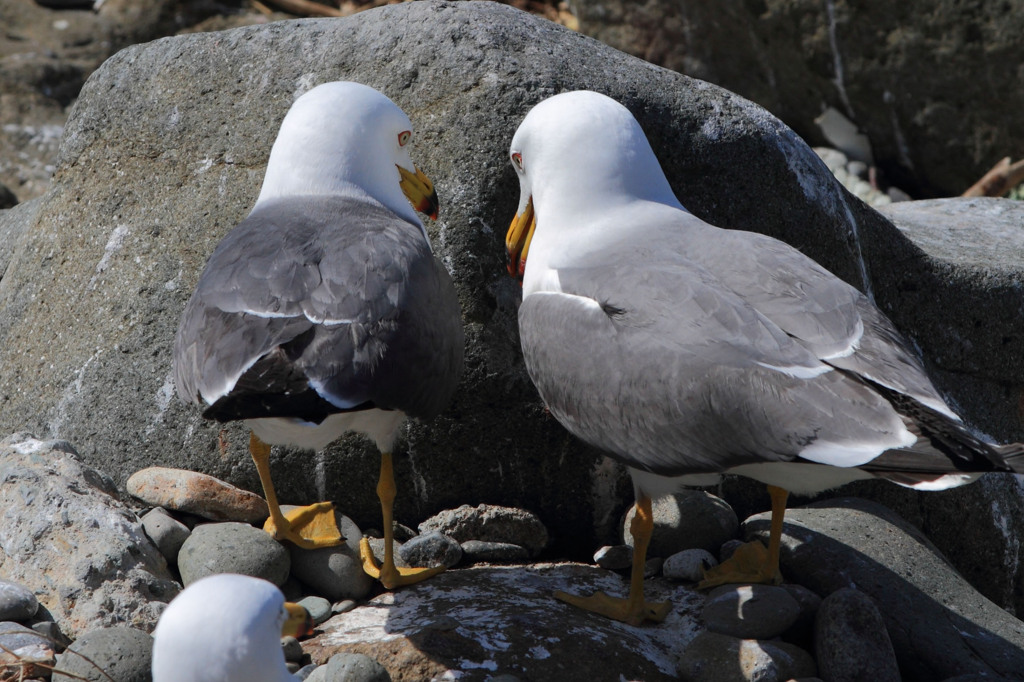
[153,574,312,682]
[174,81,464,588]
[505,90,1024,625]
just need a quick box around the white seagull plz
[152,573,312,682]
[174,81,464,588]
[505,90,1024,625]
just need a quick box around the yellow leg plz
[554,495,672,626]
[251,432,343,549]
[698,485,788,589]
[359,451,445,589]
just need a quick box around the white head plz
[152,574,311,682]
[505,90,682,279]
[255,81,437,227]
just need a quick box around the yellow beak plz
[505,196,535,281]
[283,602,313,638]
[398,164,439,220]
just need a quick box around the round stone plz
[702,584,801,639]
[281,635,304,663]
[52,627,152,682]
[623,491,739,557]
[306,652,390,682]
[141,507,191,564]
[815,587,900,682]
[662,548,718,582]
[398,532,462,569]
[288,513,373,602]
[677,631,817,682]
[0,580,38,622]
[593,545,633,570]
[176,522,290,587]
[298,596,332,626]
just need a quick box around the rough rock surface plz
[0,434,179,638]
[0,0,1023,603]
[815,587,900,682]
[572,0,1024,197]
[745,498,1024,681]
[306,564,703,681]
[676,630,818,682]
[419,504,549,557]
[51,626,153,682]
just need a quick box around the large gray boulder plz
[747,498,1024,681]
[0,0,1022,586]
[572,0,1024,197]
[0,434,180,638]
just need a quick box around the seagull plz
[504,90,1024,625]
[173,81,464,588]
[152,573,312,682]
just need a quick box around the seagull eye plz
[511,152,523,171]
[398,131,411,147]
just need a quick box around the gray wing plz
[519,256,912,476]
[173,195,464,422]
[682,223,949,413]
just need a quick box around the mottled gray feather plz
[174,195,463,421]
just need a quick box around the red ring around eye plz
[398,131,411,146]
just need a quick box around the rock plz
[815,587,900,682]
[419,505,549,557]
[2,0,1023,586]
[306,653,391,682]
[140,507,191,564]
[0,641,55,681]
[52,627,153,682]
[306,564,703,680]
[0,434,179,638]
[332,600,357,615]
[127,466,269,523]
[701,585,801,640]
[745,498,1024,681]
[779,584,822,646]
[0,622,44,652]
[624,491,739,557]
[0,1,867,564]
[663,549,718,582]
[676,630,817,682]
[0,580,38,622]
[365,538,410,570]
[460,540,529,563]
[32,621,72,653]
[594,544,633,570]
[572,0,1024,197]
[289,514,374,602]
[298,597,332,627]
[176,522,290,587]
[0,197,41,284]
[398,532,463,569]
[0,0,271,202]
[282,635,305,664]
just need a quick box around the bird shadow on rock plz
[304,563,705,681]
[745,496,1024,682]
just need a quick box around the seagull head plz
[505,90,681,281]
[256,81,438,225]
[152,573,312,682]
